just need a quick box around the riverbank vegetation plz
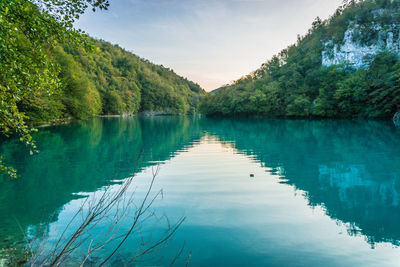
[30,41,205,123]
[0,0,204,178]
[15,29,205,126]
[200,0,400,118]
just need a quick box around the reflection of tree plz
[0,116,202,255]
[2,116,400,257]
[28,163,185,266]
[319,164,399,207]
[203,118,400,246]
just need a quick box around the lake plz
[1,116,400,266]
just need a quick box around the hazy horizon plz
[76,0,343,91]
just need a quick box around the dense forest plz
[22,39,205,124]
[200,0,400,118]
[0,0,205,177]
[2,0,205,128]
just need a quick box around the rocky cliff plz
[322,9,400,68]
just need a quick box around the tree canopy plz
[200,0,400,119]
[0,0,205,178]
[0,0,104,177]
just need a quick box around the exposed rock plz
[322,21,400,68]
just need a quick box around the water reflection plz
[204,118,400,246]
[0,116,202,255]
[1,117,400,264]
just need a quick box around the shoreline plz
[32,114,399,130]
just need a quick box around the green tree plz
[366,52,400,117]
[334,69,368,117]
[0,0,109,178]
[200,0,400,119]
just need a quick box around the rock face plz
[322,15,400,68]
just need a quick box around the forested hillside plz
[21,40,205,124]
[0,0,205,177]
[2,0,204,127]
[200,0,400,118]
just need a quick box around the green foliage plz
[0,156,17,179]
[0,0,113,178]
[0,0,205,178]
[335,69,368,116]
[286,95,312,117]
[52,46,102,119]
[67,40,205,115]
[201,0,400,119]
[366,52,400,117]
[0,0,62,178]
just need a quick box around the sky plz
[76,0,343,91]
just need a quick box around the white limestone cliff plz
[322,23,400,68]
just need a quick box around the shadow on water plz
[1,116,400,258]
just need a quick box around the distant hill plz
[200,0,400,118]
[21,38,206,124]
[209,87,224,95]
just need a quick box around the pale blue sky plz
[76,0,343,91]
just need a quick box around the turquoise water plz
[1,117,400,266]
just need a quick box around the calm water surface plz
[1,117,400,266]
